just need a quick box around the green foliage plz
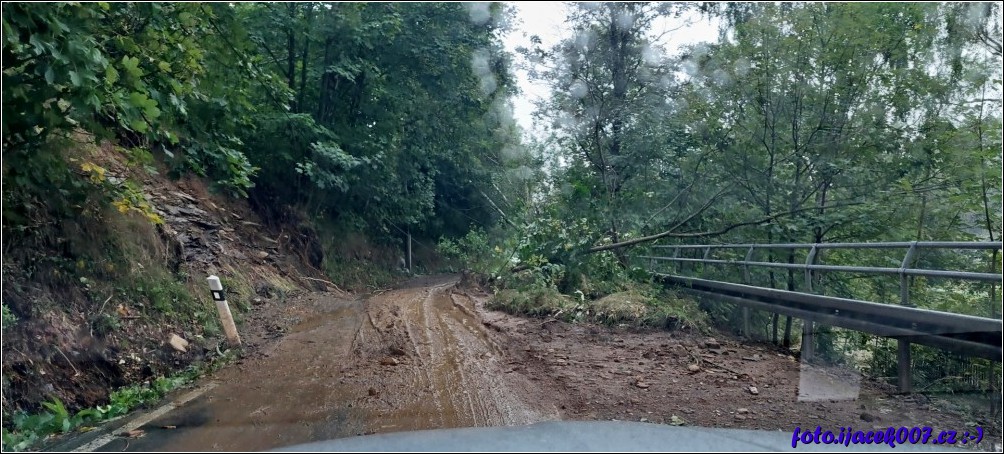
[866,340,1001,394]
[509,261,567,291]
[296,142,361,192]
[241,114,352,211]
[2,2,273,221]
[3,1,1000,433]
[489,283,707,331]
[589,290,708,330]
[1,305,16,331]
[510,2,1001,399]
[4,1,525,252]
[516,215,598,269]
[322,255,401,293]
[236,2,523,240]
[1,351,238,452]
[489,287,576,318]
[89,313,120,337]
[437,228,510,276]
[130,273,192,316]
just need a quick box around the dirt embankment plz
[97,276,998,451]
[1,143,338,416]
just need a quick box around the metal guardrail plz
[640,241,1003,306]
[654,274,1001,359]
[637,241,1003,393]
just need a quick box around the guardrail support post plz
[672,246,680,274]
[897,339,912,393]
[899,241,918,307]
[742,246,754,338]
[800,245,819,362]
[805,245,818,292]
[701,247,712,277]
[801,319,814,363]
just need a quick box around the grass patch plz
[129,271,194,316]
[489,283,708,332]
[1,350,238,452]
[488,287,577,317]
[323,256,403,292]
[590,291,708,330]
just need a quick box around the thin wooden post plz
[407,231,413,273]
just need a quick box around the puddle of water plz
[292,302,365,334]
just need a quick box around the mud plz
[91,276,998,451]
[103,277,556,451]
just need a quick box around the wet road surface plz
[93,276,556,451]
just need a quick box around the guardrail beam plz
[642,241,1004,392]
[654,274,1003,361]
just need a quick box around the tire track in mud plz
[105,276,557,451]
[351,277,554,432]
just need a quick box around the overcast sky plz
[502,2,722,136]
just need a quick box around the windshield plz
[2,2,1001,452]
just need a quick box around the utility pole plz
[407,230,413,274]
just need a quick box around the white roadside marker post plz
[207,275,242,347]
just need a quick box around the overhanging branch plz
[586,200,864,253]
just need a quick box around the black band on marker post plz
[212,290,226,301]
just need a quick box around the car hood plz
[274,420,958,452]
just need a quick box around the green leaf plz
[121,55,142,78]
[28,33,44,55]
[127,92,149,108]
[44,66,54,84]
[105,65,119,84]
[144,105,161,120]
[130,119,148,133]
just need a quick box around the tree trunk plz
[317,37,333,121]
[604,4,630,262]
[285,3,297,91]
[296,3,314,113]
[975,89,998,318]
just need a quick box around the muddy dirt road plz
[70,276,996,451]
[88,276,558,451]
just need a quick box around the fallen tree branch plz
[703,358,743,376]
[644,180,697,227]
[301,276,345,293]
[55,346,80,377]
[479,189,518,229]
[540,308,566,327]
[506,197,865,273]
[586,200,864,254]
